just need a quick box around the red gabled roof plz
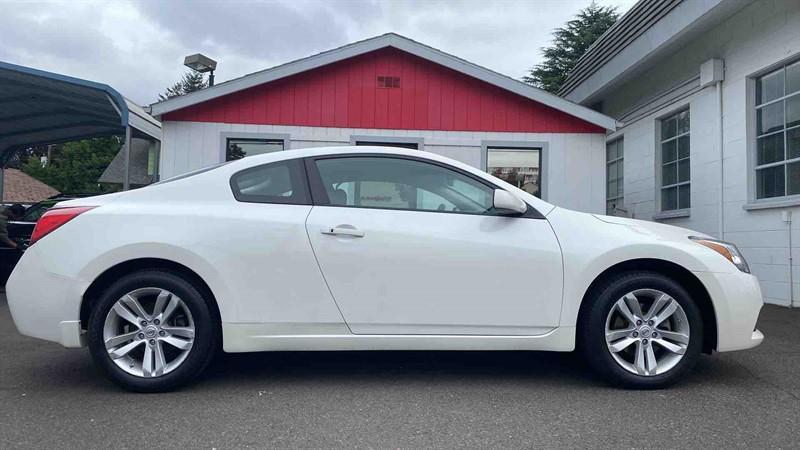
[152,33,616,132]
[164,48,603,133]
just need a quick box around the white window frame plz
[480,140,549,201]
[655,108,691,216]
[605,138,624,216]
[745,54,800,210]
[219,132,290,162]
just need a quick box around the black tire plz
[578,271,703,389]
[87,270,218,392]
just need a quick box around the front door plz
[305,155,563,335]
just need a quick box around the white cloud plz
[0,0,637,105]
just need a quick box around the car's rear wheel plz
[579,271,703,389]
[87,270,217,392]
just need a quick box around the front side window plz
[660,109,690,211]
[314,157,495,214]
[487,148,541,198]
[230,159,309,204]
[606,139,624,215]
[226,138,284,161]
[755,60,800,199]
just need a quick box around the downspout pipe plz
[717,80,724,240]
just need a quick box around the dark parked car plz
[0,195,86,282]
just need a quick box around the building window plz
[354,140,419,150]
[486,147,541,198]
[226,138,284,161]
[754,60,800,199]
[606,138,623,215]
[660,109,690,211]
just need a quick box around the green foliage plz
[523,4,619,94]
[21,137,121,194]
[159,70,208,101]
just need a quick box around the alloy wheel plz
[103,287,195,378]
[604,289,690,376]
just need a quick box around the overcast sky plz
[1,0,637,106]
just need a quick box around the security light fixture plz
[183,53,218,86]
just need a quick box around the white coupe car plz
[7,147,764,392]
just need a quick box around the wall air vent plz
[377,76,400,88]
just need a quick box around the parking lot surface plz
[1,293,798,448]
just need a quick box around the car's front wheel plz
[87,270,217,392]
[579,271,703,389]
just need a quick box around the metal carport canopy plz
[0,60,160,197]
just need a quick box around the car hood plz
[591,213,711,241]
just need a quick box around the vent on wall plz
[377,76,400,88]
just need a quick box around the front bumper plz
[693,270,765,352]
[6,246,87,348]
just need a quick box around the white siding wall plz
[600,0,800,306]
[160,121,607,214]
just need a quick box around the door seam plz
[303,206,354,334]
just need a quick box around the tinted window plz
[314,157,494,214]
[230,159,310,205]
[226,138,284,161]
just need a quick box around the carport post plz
[122,125,131,191]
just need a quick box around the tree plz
[21,137,121,194]
[158,70,208,101]
[523,3,619,94]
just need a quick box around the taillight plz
[30,206,95,245]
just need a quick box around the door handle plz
[320,226,365,238]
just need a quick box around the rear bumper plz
[693,270,764,352]
[6,246,87,348]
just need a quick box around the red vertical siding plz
[164,47,603,133]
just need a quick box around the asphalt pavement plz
[1,293,798,449]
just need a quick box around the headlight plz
[689,236,750,273]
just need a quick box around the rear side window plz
[230,159,310,205]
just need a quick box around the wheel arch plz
[576,258,718,353]
[80,258,222,335]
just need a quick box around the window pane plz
[606,200,616,215]
[678,184,691,209]
[607,161,618,179]
[757,69,784,105]
[757,132,786,165]
[487,149,541,197]
[789,162,800,196]
[231,159,309,204]
[788,127,800,160]
[677,110,690,134]
[607,180,617,199]
[661,117,677,140]
[617,177,624,197]
[662,186,678,211]
[677,136,690,159]
[226,139,284,161]
[678,158,690,183]
[757,102,785,135]
[355,141,419,150]
[662,162,677,186]
[787,61,800,96]
[787,94,800,129]
[662,140,677,163]
[315,157,494,214]
[757,165,786,199]
[606,142,617,161]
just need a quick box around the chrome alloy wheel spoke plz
[103,287,195,378]
[605,289,690,377]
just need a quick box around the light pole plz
[183,54,218,87]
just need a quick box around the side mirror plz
[493,189,527,215]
